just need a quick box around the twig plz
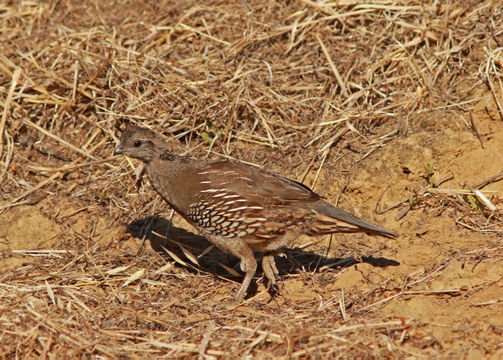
[23,118,97,160]
[472,171,503,189]
[473,298,503,307]
[312,128,348,189]
[485,50,503,122]
[299,0,337,16]
[339,288,347,321]
[177,23,230,46]
[429,188,496,195]
[469,111,484,148]
[316,34,349,98]
[11,249,74,256]
[0,129,14,185]
[407,259,456,287]
[376,197,407,215]
[27,157,116,173]
[357,293,401,312]
[332,320,405,334]
[0,172,61,212]
[0,67,20,159]
[470,188,497,211]
[28,53,93,100]
[455,219,479,232]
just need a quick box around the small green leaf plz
[468,195,477,209]
[394,274,403,285]
[409,194,420,206]
[467,195,484,210]
[201,132,212,143]
[425,159,434,172]
[429,173,436,186]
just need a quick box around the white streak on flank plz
[247,206,264,210]
[243,217,266,224]
[201,189,220,193]
[228,206,248,212]
[235,199,248,202]
[239,176,253,182]
[223,194,240,199]
[200,180,211,184]
[212,192,227,198]
[217,182,230,185]
[224,200,237,205]
[257,233,275,238]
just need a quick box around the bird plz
[114,125,397,302]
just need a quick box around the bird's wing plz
[200,160,319,205]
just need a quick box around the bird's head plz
[114,125,164,163]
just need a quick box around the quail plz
[114,125,397,301]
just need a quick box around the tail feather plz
[309,202,397,238]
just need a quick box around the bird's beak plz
[114,144,123,155]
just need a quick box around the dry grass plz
[1,0,503,358]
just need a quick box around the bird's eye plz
[133,140,142,147]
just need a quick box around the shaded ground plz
[1,0,502,358]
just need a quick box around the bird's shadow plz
[125,216,400,297]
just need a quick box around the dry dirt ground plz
[1,1,503,358]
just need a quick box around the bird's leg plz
[262,252,286,294]
[163,208,175,248]
[136,215,155,256]
[205,234,257,302]
[235,253,257,302]
[262,254,279,287]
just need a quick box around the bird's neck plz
[143,153,192,210]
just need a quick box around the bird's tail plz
[307,201,397,238]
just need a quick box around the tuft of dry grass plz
[1,0,503,358]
